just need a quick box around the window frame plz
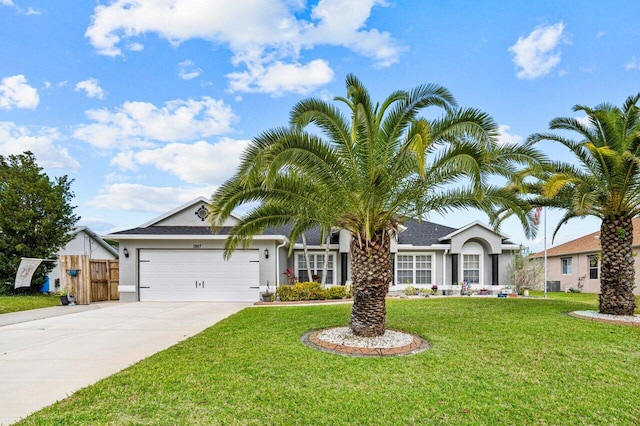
[588,255,598,280]
[295,252,336,285]
[561,257,572,275]
[462,253,481,285]
[395,253,434,286]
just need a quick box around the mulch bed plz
[301,328,431,357]
[567,310,640,326]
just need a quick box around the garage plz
[138,249,260,302]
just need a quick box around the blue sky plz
[1,0,639,252]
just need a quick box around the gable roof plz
[140,196,210,228]
[110,226,234,236]
[531,217,640,258]
[74,226,119,258]
[438,220,510,242]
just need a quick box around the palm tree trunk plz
[349,231,393,337]
[599,216,637,315]
[301,233,312,282]
[320,231,330,286]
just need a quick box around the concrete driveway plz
[0,301,251,425]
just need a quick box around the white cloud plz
[0,121,81,170]
[178,60,202,80]
[0,0,13,6]
[304,0,404,68]
[110,138,250,185]
[575,115,592,128]
[25,7,41,15]
[75,78,106,99]
[0,75,39,109]
[73,96,236,149]
[497,124,523,145]
[87,183,216,213]
[227,59,334,96]
[509,22,566,79]
[626,56,640,71]
[76,217,117,234]
[85,0,402,95]
[127,42,144,52]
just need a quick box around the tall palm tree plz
[528,94,640,315]
[210,74,540,336]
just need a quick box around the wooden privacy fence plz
[59,255,119,305]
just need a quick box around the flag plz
[533,206,542,226]
[14,258,43,288]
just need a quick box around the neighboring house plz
[531,218,640,295]
[46,226,119,292]
[108,197,521,302]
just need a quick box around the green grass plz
[530,290,640,313]
[17,296,640,425]
[0,294,61,314]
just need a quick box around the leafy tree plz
[210,74,540,336]
[506,249,544,294]
[0,152,79,292]
[527,94,640,315]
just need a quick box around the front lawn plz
[0,294,60,314]
[18,296,640,425]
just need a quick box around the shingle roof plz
[109,226,236,236]
[397,218,458,245]
[531,217,640,257]
[109,218,458,246]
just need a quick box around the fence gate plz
[59,255,119,304]
[90,259,119,302]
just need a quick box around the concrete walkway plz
[0,302,251,425]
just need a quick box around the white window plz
[588,255,598,279]
[396,254,433,285]
[296,253,334,284]
[561,257,572,275]
[463,254,480,284]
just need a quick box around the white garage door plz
[139,249,260,302]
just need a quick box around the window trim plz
[394,252,434,286]
[561,257,573,275]
[588,254,598,280]
[295,252,336,285]
[462,253,481,285]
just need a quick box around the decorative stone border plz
[301,327,431,357]
[567,310,640,326]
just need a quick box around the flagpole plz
[544,207,548,299]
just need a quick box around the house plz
[531,218,640,295]
[45,226,119,292]
[108,197,521,302]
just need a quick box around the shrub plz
[293,281,325,300]
[403,285,418,296]
[325,286,348,299]
[277,285,294,302]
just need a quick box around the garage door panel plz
[139,249,260,302]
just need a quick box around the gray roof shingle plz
[110,219,458,247]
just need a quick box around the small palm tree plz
[528,94,640,315]
[210,74,539,336]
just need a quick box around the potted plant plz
[261,282,274,302]
[59,287,75,305]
